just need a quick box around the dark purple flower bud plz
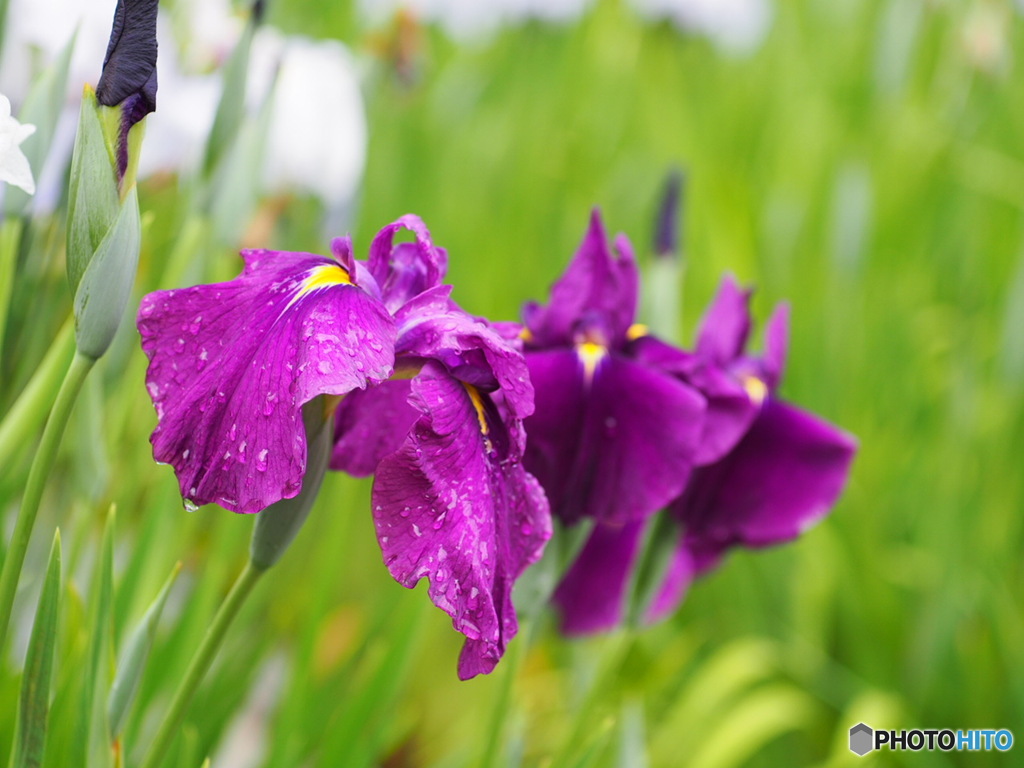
[654,168,684,261]
[95,0,158,179]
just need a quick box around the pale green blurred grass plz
[2,0,1023,766]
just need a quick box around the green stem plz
[0,217,23,372]
[0,318,75,471]
[139,561,265,768]
[478,621,532,768]
[0,350,94,649]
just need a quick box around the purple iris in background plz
[138,215,550,678]
[645,277,857,621]
[523,213,856,634]
[520,211,706,527]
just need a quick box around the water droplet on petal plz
[184,499,199,513]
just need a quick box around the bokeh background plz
[1,0,1023,766]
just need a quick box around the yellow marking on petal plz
[626,323,649,341]
[743,375,768,405]
[577,342,608,383]
[519,327,534,342]
[462,382,490,436]
[300,263,352,295]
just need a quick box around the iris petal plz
[523,210,639,348]
[552,521,645,635]
[138,248,395,514]
[672,399,857,547]
[372,365,550,679]
[524,349,705,526]
[331,379,417,477]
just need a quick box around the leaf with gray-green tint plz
[108,562,182,739]
[10,530,62,768]
[201,18,256,180]
[72,186,140,360]
[66,89,119,295]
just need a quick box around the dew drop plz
[184,499,199,513]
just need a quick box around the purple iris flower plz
[552,274,857,633]
[138,236,395,514]
[138,215,550,679]
[519,211,707,527]
[330,217,550,679]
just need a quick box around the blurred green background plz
[2,0,1023,766]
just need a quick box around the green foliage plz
[1,1,1023,767]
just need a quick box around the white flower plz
[0,93,37,195]
[248,29,368,216]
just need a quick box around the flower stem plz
[478,621,532,768]
[139,561,265,768]
[0,350,94,649]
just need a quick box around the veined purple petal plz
[138,249,396,514]
[372,365,551,680]
[331,379,417,477]
[523,348,705,526]
[368,215,448,312]
[552,521,645,635]
[672,399,856,550]
[524,211,639,348]
[395,286,534,423]
[695,275,752,367]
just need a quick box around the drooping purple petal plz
[367,215,448,312]
[394,286,534,423]
[523,348,705,526]
[672,399,856,549]
[645,540,722,623]
[330,379,417,476]
[138,249,395,514]
[523,211,639,348]
[371,365,550,679]
[552,521,645,635]
[694,275,752,367]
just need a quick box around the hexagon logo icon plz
[849,723,873,756]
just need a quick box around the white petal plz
[0,145,36,194]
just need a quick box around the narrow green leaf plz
[0,319,74,469]
[201,19,257,180]
[108,562,183,739]
[75,507,115,768]
[686,685,816,768]
[0,218,23,369]
[10,530,62,768]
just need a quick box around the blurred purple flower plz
[520,210,707,528]
[553,275,856,633]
